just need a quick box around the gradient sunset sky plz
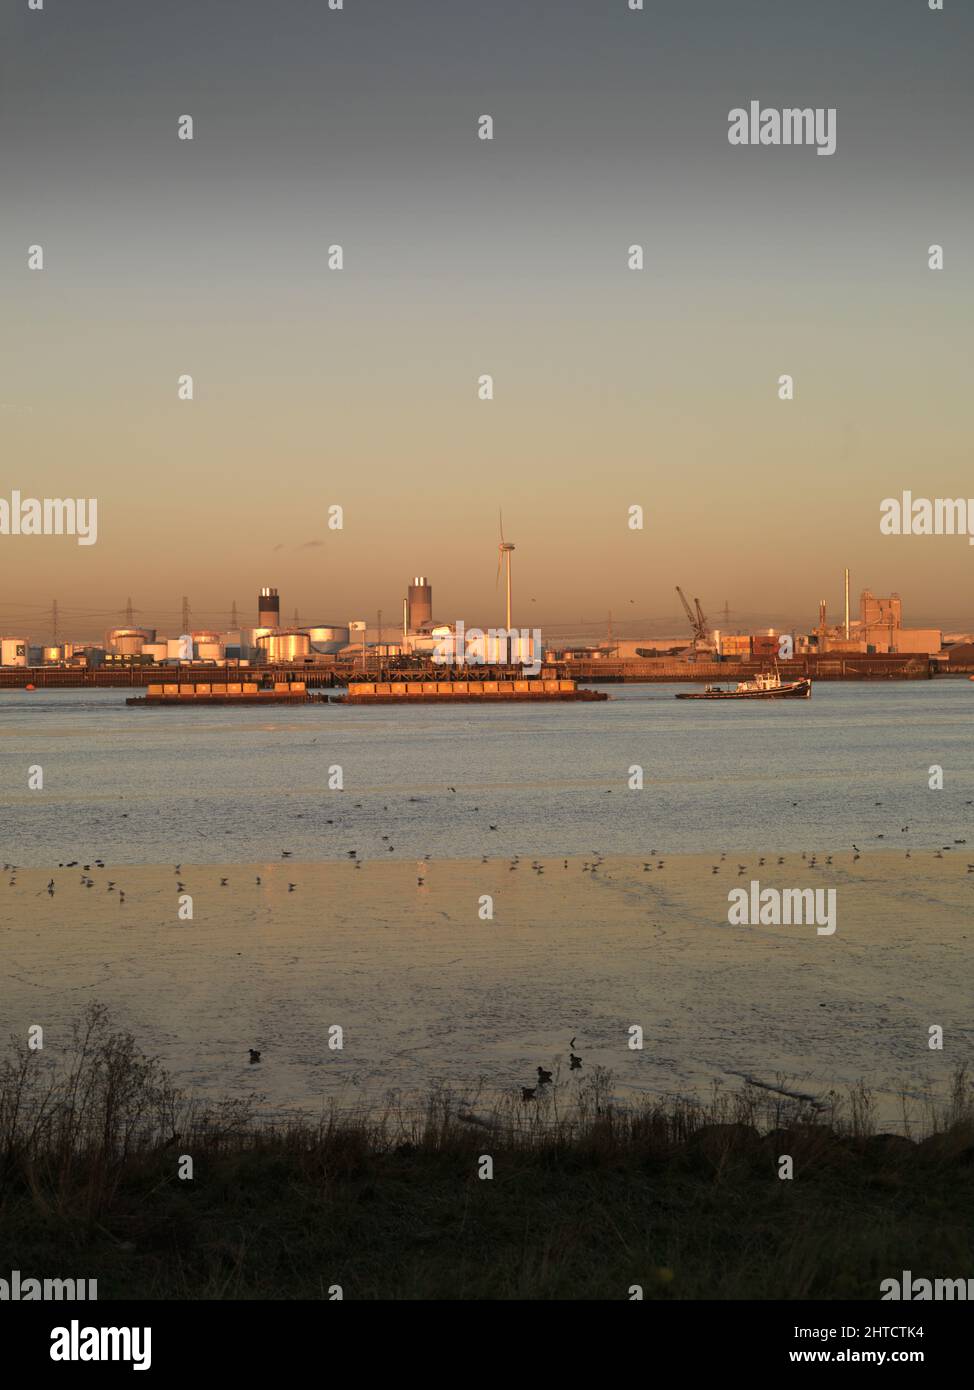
[1,0,972,641]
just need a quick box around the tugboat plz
[675,667,811,700]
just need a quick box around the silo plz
[305,624,350,655]
[107,628,147,657]
[257,630,311,663]
[258,587,280,629]
[1,639,29,667]
[407,576,432,632]
[1,636,27,664]
[192,631,224,661]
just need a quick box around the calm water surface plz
[1,682,972,864]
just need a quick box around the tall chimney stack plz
[844,568,850,640]
[258,586,280,630]
[407,576,432,633]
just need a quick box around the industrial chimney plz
[407,576,432,632]
[258,586,280,630]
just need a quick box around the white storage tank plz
[1,638,29,667]
[167,636,193,661]
[257,630,311,663]
[107,627,149,656]
[305,624,350,655]
[195,640,225,662]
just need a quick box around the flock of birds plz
[10,799,974,1077]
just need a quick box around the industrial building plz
[814,588,942,656]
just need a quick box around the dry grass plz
[1,1005,972,1299]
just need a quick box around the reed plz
[1,1005,972,1299]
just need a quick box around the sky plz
[1,0,972,643]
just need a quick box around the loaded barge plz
[335,678,606,704]
[128,680,324,706]
[128,678,607,706]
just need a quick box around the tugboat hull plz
[676,678,811,700]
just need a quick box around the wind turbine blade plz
[496,549,502,586]
[499,508,505,544]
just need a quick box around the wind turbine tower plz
[497,512,515,629]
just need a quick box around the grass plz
[1,1004,973,1299]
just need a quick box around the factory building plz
[812,588,941,656]
[857,589,940,654]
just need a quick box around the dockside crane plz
[675,585,712,659]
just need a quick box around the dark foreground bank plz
[1,1006,972,1300]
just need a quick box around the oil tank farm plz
[257,630,311,663]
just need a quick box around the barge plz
[335,678,607,704]
[128,681,324,706]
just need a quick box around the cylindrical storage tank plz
[191,631,223,662]
[167,636,193,661]
[407,576,432,632]
[258,586,280,629]
[1,638,28,667]
[42,646,62,664]
[108,628,147,657]
[257,630,311,663]
[305,624,350,655]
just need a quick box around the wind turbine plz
[497,511,515,629]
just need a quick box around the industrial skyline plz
[0,563,963,657]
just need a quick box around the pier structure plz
[0,653,936,690]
